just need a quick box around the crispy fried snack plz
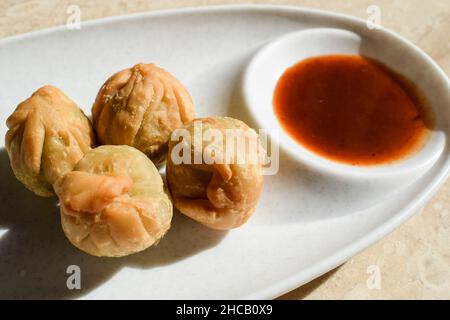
[54,145,172,257]
[92,63,195,166]
[166,117,264,230]
[5,85,94,197]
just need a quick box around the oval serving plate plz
[0,5,449,299]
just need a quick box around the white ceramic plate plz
[0,5,449,299]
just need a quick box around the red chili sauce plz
[273,55,433,165]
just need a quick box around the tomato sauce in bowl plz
[273,55,433,166]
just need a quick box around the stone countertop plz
[1,0,449,299]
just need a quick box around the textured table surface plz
[0,0,449,299]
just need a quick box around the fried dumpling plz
[5,85,94,197]
[54,145,173,257]
[166,117,264,230]
[92,63,195,166]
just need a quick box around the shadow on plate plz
[0,149,227,299]
[276,267,340,300]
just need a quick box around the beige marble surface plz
[0,0,449,300]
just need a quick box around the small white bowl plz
[243,28,446,180]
